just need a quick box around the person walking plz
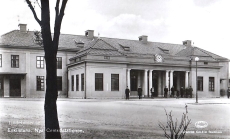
[138,86,142,99]
[171,86,175,98]
[164,86,168,98]
[125,86,130,100]
[150,87,154,98]
[180,87,184,98]
[189,86,193,98]
[176,89,180,99]
[227,87,230,99]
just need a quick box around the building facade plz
[0,24,229,98]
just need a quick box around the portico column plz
[185,71,189,88]
[127,69,131,89]
[165,70,169,88]
[170,70,174,92]
[149,70,153,97]
[144,69,148,97]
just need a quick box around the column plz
[170,70,174,92]
[149,70,153,97]
[165,70,169,88]
[144,69,148,97]
[185,71,189,88]
[127,69,131,89]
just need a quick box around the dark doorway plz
[10,78,21,97]
[0,77,3,97]
[152,72,158,97]
[130,70,138,91]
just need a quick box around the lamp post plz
[195,57,199,103]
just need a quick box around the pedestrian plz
[185,87,189,98]
[189,86,193,98]
[164,86,168,98]
[176,89,180,99]
[227,87,230,99]
[180,87,184,98]
[150,87,154,98]
[171,86,174,97]
[125,86,130,100]
[138,86,142,99]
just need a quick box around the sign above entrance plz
[154,54,163,62]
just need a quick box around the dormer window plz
[119,44,130,51]
[33,31,43,46]
[74,40,84,48]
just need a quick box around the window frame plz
[81,73,84,91]
[95,73,103,91]
[36,76,44,91]
[36,56,44,69]
[197,76,203,91]
[111,74,119,91]
[56,57,62,69]
[57,76,62,91]
[209,77,215,91]
[76,74,79,91]
[71,75,74,91]
[11,55,19,68]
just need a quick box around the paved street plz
[0,97,230,139]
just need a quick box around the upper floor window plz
[36,56,44,68]
[57,57,62,69]
[11,55,19,68]
[0,54,2,67]
[209,77,214,91]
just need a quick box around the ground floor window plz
[81,73,84,91]
[95,73,103,91]
[37,76,44,91]
[197,76,203,91]
[76,75,79,91]
[209,77,214,91]
[71,75,74,91]
[57,76,62,91]
[111,74,119,91]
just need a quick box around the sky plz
[0,0,230,59]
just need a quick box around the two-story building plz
[0,24,229,98]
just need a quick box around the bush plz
[220,89,226,96]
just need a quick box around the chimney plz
[85,30,94,39]
[138,35,148,44]
[18,24,27,32]
[182,40,192,46]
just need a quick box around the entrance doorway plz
[10,78,21,97]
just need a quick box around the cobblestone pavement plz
[0,97,230,139]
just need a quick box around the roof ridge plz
[195,47,217,60]
[196,47,227,60]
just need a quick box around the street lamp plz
[195,57,199,103]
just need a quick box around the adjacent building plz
[0,24,229,98]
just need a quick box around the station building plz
[0,24,229,98]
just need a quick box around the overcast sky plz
[0,0,230,59]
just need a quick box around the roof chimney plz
[138,35,148,44]
[182,40,192,46]
[85,30,94,39]
[18,24,27,32]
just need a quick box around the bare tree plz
[25,0,68,138]
[158,105,191,139]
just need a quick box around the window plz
[11,55,19,68]
[57,76,62,91]
[209,77,214,91]
[76,75,79,91]
[71,75,74,91]
[36,56,44,68]
[204,62,208,65]
[37,76,44,91]
[197,76,203,91]
[57,57,62,69]
[111,74,119,91]
[81,73,84,91]
[0,54,2,67]
[95,73,103,91]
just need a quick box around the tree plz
[25,0,68,138]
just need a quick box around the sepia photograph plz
[0,0,230,138]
